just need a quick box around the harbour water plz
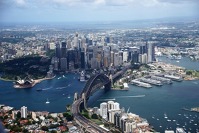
[0,73,85,113]
[90,56,199,132]
[0,56,199,132]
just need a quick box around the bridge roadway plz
[72,99,109,133]
[71,65,131,133]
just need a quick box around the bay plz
[0,73,85,113]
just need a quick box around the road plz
[72,99,109,133]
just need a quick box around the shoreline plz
[13,76,56,89]
[111,88,129,91]
[0,78,15,82]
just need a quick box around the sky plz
[0,0,199,23]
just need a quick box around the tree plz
[51,130,57,133]
[63,112,73,121]
[186,70,192,75]
[17,111,21,119]
[41,126,48,131]
[23,129,29,133]
[91,114,98,119]
[3,115,8,120]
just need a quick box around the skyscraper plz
[60,58,67,71]
[100,102,108,120]
[80,51,85,69]
[147,42,155,63]
[61,42,67,58]
[21,106,27,118]
[55,43,61,58]
[139,43,147,54]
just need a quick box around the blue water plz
[90,57,199,132]
[0,57,199,132]
[0,73,85,113]
[91,81,199,132]
[157,56,199,71]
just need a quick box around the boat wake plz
[56,86,67,90]
[98,98,116,101]
[42,87,53,90]
[116,95,145,98]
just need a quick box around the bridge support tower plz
[74,92,78,101]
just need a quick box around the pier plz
[139,78,163,86]
[131,80,152,88]
[151,76,172,84]
[164,75,183,82]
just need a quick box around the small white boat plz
[46,99,50,104]
[164,113,168,119]
[68,95,71,99]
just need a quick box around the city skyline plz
[0,0,199,23]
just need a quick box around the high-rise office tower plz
[21,106,27,118]
[139,43,147,54]
[73,34,79,48]
[55,43,61,58]
[60,58,67,71]
[105,37,110,43]
[67,50,75,70]
[61,42,67,58]
[147,42,155,63]
[80,51,85,69]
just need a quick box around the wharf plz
[139,78,163,86]
[131,80,152,88]
[164,75,183,82]
[151,76,172,84]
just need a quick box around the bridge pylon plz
[74,92,78,101]
[109,74,113,87]
[81,93,87,109]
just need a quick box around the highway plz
[72,99,109,133]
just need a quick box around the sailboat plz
[46,98,50,104]
[68,94,71,99]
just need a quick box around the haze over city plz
[0,0,199,23]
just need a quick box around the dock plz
[139,78,163,86]
[164,75,183,82]
[131,80,152,88]
[151,76,172,84]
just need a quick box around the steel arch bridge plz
[81,73,111,100]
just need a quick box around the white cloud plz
[14,0,26,6]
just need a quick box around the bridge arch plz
[81,73,111,100]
